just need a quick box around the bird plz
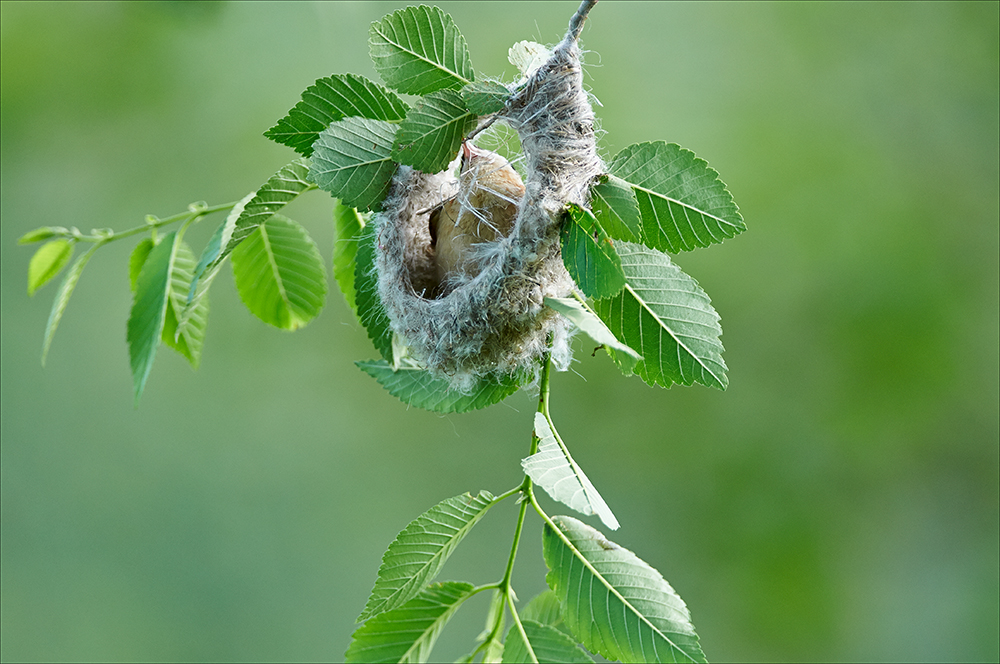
[428,142,525,294]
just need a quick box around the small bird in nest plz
[428,142,525,293]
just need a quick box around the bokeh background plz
[2,2,997,662]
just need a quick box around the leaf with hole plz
[264,74,408,156]
[358,491,497,622]
[609,142,744,253]
[310,117,398,211]
[524,412,619,531]
[561,204,626,299]
[346,581,476,664]
[392,89,476,173]
[231,214,327,330]
[28,239,73,296]
[369,5,474,95]
[502,619,593,664]
[593,241,727,390]
[41,241,103,367]
[356,360,522,414]
[543,515,706,663]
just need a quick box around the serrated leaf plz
[520,590,566,631]
[127,232,179,404]
[332,200,367,316]
[591,174,643,243]
[41,241,103,366]
[28,239,73,295]
[392,89,476,173]
[593,242,728,390]
[561,204,626,299]
[310,117,398,211]
[347,581,475,664]
[354,223,393,360]
[231,214,327,330]
[19,226,68,244]
[543,296,641,360]
[187,192,253,305]
[524,413,619,531]
[461,81,510,116]
[609,142,744,253]
[264,73,408,156]
[369,5,474,95]
[358,491,497,622]
[543,516,706,664]
[502,620,593,664]
[161,241,208,368]
[356,360,522,414]
[128,238,155,293]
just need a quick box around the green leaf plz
[391,89,476,173]
[590,174,643,243]
[561,204,626,299]
[609,142,744,253]
[19,226,68,244]
[593,242,728,390]
[332,200,367,316]
[188,192,252,305]
[524,413,619,531]
[231,214,327,330]
[543,296,641,360]
[310,117,398,211]
[461,81,510,116]
[502,620,593,664]
[264,74,408,157]
[543,516,706,664]
[41,241,103,366]
[128,238,155,293]
[27,239,73,295]
[127,232,179,404]
[161,240,208,368]
[356,361,522,414]
[520,590,566,630]
[354,223,393,360]
[358,491,497,622]
[346,581,475,664]
[369,5,474,95]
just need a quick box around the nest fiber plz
[375,37,602,391]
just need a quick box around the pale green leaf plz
[543,516,706,663]
[543,296,641,360]
[509,41,550,80]
[19,226,68,244]
[593,242,727,390]
[128,238,155,293]
[231,215,327,330]
[161,241,208,368]
[369,5,474,95]
[590,174,643,243]
[354,223,393,360]
[187,192,252,304]
[127,232,178,404]
[41,241,103,366]
[524,413,619,531]
[332,200,367,316]
[561,204,626,299]
[346,582,475,664]
[310,117,398,211]
[502,620,593,664]
[520,590,566,631]
[356,360,522,414]
[461,81,510,116]
[609,142,744,253]
[264,73,408,156]
[358,491,497,622]
[392,89,476,173]
[28,239,73,295]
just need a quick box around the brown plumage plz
[429,143,525,293]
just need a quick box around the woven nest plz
[374,38,602,392]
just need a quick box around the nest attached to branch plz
[374,29,602,392]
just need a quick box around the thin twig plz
[566,0,598,43]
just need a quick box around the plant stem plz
[69,201,238,243]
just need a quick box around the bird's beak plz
[460,141,474,171]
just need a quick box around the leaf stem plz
[67,202,238,243]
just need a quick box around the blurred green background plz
[2,2,997,662]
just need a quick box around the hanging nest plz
[374,24,602,392]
